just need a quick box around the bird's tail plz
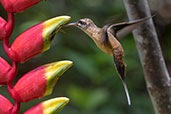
[113,56,131,105]
[122,79,131,105]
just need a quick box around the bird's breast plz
[92,36,113,55]
[83,27,113,55]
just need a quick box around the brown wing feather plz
[107,30,131,105]
[108,16,152,39]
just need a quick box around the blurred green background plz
[0,0,171,114]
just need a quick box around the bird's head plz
[77,18,94,29]
[66,18,96,31]
[63,18,100,39]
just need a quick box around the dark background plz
[0,0,171,114]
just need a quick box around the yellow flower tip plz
[45,60,73,77]
[42,16,71,52]
[57,16,71,24]
[42,97,70,114]
[43,60,73,96]
[45,60,73,82]
[43,16,71,35]
[43,15,71,37]
[46,16,71,26]
[55,60,73,70]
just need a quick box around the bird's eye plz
[78,21,86,25]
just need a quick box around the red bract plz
[0,0,73,112]
[0,0,43,13]
[10,16,71,63]
[0,94,13,114]
[0,16,7,40]
[0,57,11,85]
[24,97,69,114]
[13,61,73,102]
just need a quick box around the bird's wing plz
[100,24,110,46]
[107,30,125,80]
[107,30,131,105]
[108,16,152,39]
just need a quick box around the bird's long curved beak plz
[63,22,78,27]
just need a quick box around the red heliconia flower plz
[9,16,71,63]
[24,97,69,114]
[0,16,7,40]
[0,0,43,13]
[0,57,11,85]
[13,60,73,102]
[0,94,13,114]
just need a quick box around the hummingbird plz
[65,16,152,105]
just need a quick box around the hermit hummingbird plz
[65,16,152,105]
